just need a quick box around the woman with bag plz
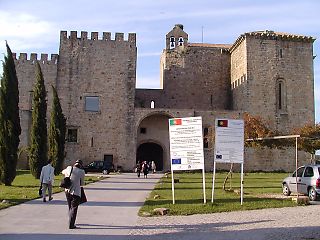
[62,159,85,229]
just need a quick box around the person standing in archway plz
[136,161,142,178]
[151,161,156,173]
[142,161,149,178]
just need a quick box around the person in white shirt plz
[151,161,156,173]
[40,158,55,202]
[62,159,85,229]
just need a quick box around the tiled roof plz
[229,30,315,53]
[246,30,314,40]
[188,43,232,49]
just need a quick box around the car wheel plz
[308,187,317,201]
[282,183,291,196]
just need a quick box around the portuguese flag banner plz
[169,118,182,126]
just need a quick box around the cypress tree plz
[29,62,47,178]
[0,43,21,186]
[48,85,66,175]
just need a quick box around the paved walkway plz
[1,173,320,240]
[0,173,162,240]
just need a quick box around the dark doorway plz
[136,143,163,171]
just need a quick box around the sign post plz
[169,116,206,204]
[212,119,244,204]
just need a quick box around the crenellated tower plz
[13,53,58,168]
[56,30,137,168]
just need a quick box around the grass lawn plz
[0,170,101,210]
[140,172,296,216]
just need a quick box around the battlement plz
[12,53,59,64]
[60,31,136,45]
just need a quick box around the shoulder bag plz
[59,167,73,188]
[80,187,87,204]
[39,183,42,196]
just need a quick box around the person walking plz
[40,158,55,202]
[136,161,142,178]
[62,159,85,229]
[142,161,149,178]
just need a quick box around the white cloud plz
[136,76,161,89]
[138,52,162,57]
[0,11,58,53]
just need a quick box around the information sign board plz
[214,119,244,163]
[169,116,204,170]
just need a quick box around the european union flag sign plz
[172,159,181,164]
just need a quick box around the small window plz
[304,167,314,177]
[203,127,210,149]
[67,129,78,142]
[170,36,175,49]
[293,167,305,177]
[85,96,100,112]
[279,49,283,58]
[178,37,184,46]
[140,128,146,134]
[29,91,34,110]
[277,79,286,111]
[151,101,155,108]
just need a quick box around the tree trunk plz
[223,163,233,190]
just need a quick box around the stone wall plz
[134,108,309,172]
[136,45,231,110]
[56,31,137,168]
[13,26,315,172]
[14,53,58,168]
[230,39,248,111]
[231,33,314,132]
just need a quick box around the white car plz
[282,164,320,201]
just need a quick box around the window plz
[203,127,209,149]
[140,128,146,134]
[293,167,305,177]
[304,167,314,177]
[67,129,78,142]
[29,91,34,110]
[203,127,213,149]
[276,79,286,111]
[151,101,155,109]
[170,36,175,49]
[85,96,100,112]
[279,49,283,58]
[178,37,184,46]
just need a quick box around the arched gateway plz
[136,113,172,171]
[136,143,163,171]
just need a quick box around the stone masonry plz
[14,24,315,172]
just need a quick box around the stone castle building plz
[14,24,315,172]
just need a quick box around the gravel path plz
[129,205,320,240]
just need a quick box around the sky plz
[0,0,319,122]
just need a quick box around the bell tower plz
[166,24,188,50]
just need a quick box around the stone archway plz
[136,143,163,171]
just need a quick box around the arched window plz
[276,79,286,111]
[170,36,175,49]
[178,37,184,46]
[151,101,155,109]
